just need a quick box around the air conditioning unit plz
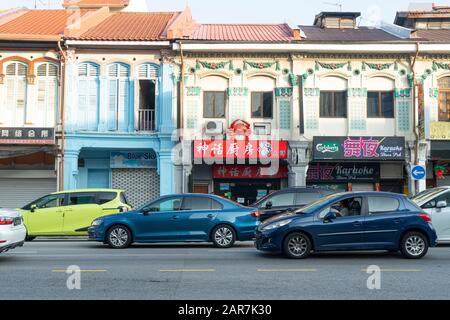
[204,121,224,135]
[253,123,271,135]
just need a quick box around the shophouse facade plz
[174,11,422,204]
[0,9,86,207]
[62,5,195,207]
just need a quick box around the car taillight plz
[419,213,432,223]
[251,211,261,218]
[0,217,14,225]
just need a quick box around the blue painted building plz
[62,10,185,207]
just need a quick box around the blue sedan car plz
[255,192,438,259]
[88,194,260,249]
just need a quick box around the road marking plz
[159,269,216,272]
[257,269,317,272]
[52,269,108,273]
[6,251,38,254]
[360,268,421,272]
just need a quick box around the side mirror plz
[30,204,37,213]
[323,211,337,222]
[265,201,273,210]
[437,200,447,209]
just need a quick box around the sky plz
[0,0,447,26]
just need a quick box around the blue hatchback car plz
[88,194,260,249]
[255,192,438,259]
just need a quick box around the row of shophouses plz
[2,0,450,207]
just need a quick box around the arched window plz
[78,62,99,130]
[438,77,450,121]
[319,76,348,118]
[248,76,275,119]
[36,63,58,126]
[4,61,28,126]
[107,63,130,131]
[137,64,158,131]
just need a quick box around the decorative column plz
[159,52,176,134]
[347,88,367,134]
[63,149,80,190]
[64,50,77,132]
[287,141,310,187]
[158,151,175,196]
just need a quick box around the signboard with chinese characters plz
[307,163,380,182]
[110,151,157,169]
[313,137,405,161]
[213,165,288,179]
[194,140,288,160]
[0,128,54,145]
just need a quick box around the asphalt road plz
[1,239,450,300]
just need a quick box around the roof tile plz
[299,26,401,42]
[0,9,89,38]
[189,24,293,42]
[72,12,178,41]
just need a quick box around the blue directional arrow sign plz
[411,165,426,181]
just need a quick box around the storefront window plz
[367,91,394,118]
[203,91,226,118]
[320,91,347,118]
[439,77,450,122]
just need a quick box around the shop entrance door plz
[214,179,281,206]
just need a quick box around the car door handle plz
[353,221,362,227]
[172,215,180,220]
[394,218,401,224]
[207,214,215,219]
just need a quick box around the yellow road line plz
[360,269,421,272]
[52,269,108,273]
[257,269,317,272]
[159,269,216,272]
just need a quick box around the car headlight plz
[91,219,103,227]
[262,219,293,231]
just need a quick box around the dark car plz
[255,192,438,259]
[251,187,336,221]
[88,194,260,249]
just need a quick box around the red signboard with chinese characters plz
[194,140,288,160]
[213,165,288,179]
[0,128,55,145]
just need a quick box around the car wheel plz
[283,232,311,259]
[212,225,236,248]
[400,231,428,259]
[25,235,36,242]
[106,225,132,249]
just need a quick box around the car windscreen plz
[411,188,447,204]
[298,193,346,214]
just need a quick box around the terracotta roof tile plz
[64,0,129,8]
[72,12,178,40]
[0,9,89,38]
[189,24,293,42]
[299,26,402,42]
[413,29,450,42]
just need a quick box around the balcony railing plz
[138,109,155,132]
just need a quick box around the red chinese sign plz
[194,140,288,160]
[213,165,288,179]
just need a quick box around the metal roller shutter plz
[112,168,160,208]
[0,178,57,209]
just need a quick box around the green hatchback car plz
[19,189,132,240]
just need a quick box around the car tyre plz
[283,232,311,259]
[400,231,428,259]
[106,225,132,249]
[25,235,36,242]
[212,225,236,248]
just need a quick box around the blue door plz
[132,196,183,242]
[88,169,110,188]
[315,197,365,251]
[363,196,405,248]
